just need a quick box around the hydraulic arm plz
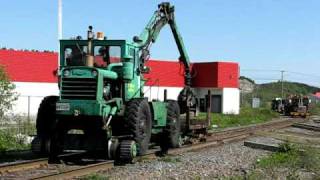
[133,2,191,87]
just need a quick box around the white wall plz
[12,82,59,116]
[192,87,240,114]
[11,82,183,116]
[222,88,240,114]
[143,86,183,101]
[10,82,239,116]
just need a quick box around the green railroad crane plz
[32,2,208,162]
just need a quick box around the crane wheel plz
[160,100,181,152]
[124,99,152,155]
[119,140,137,162]
[31,136,42,154]
[35,96,58,154]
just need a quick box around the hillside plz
[259,81,319,96]
[239,76,255,93]
[240,77,320,107]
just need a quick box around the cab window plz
[94,46,121,68]
[64,45,87,66]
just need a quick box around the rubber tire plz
[48,125,66,164]
[124,99,152,155]
[161,100,181,149]
[36,96,59,139]
[35,96,58,154]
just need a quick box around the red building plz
[0,50,240,115]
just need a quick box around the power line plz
[285,71,320,78]
[241,69,281,72]
[241,69,320,87]
[241,69,320,78]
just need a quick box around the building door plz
[211,95,222,113]
[199,98,205,112]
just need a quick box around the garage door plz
[211,95,222,113]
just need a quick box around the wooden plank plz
[244,137,284,152]
[292,123,320,132]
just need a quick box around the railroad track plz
[0,158,48,174]
[0,152,88,175]
[0,117,304,180]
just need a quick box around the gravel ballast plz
[96,141,270,179]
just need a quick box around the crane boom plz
[133,2,191,87]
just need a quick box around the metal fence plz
[0,95,42,151]
[0,95,45,141]
[11,95,47,122]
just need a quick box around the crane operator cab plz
[63,43,122,68]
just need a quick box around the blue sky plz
[1,0,320,86]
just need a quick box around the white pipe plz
[58,0,62,68]
[106,115,113,127]
[58,0,62,40]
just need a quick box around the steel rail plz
[0,158,48,174]
[0,152,85,174]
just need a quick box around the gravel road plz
[94,141,270,180]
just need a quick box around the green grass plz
[200,107,279,129]
[258,143,320,170]
[255,143,320,179]
[228,143,320,180]
[258,144,300,168]
[309,103,320,115]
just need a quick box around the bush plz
[0,67,32,152]
[0,66,17,120]
[0,129,31,152]
[0,115,35,151]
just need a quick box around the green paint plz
[122,62,133,80]
[56,100,111,116]
[54,3,191,155]
[150,101,167,127]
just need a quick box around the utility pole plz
[281,70,285,99]
[58,0,62,40]
[58,0,62,67]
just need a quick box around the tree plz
[0,66,17,119]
